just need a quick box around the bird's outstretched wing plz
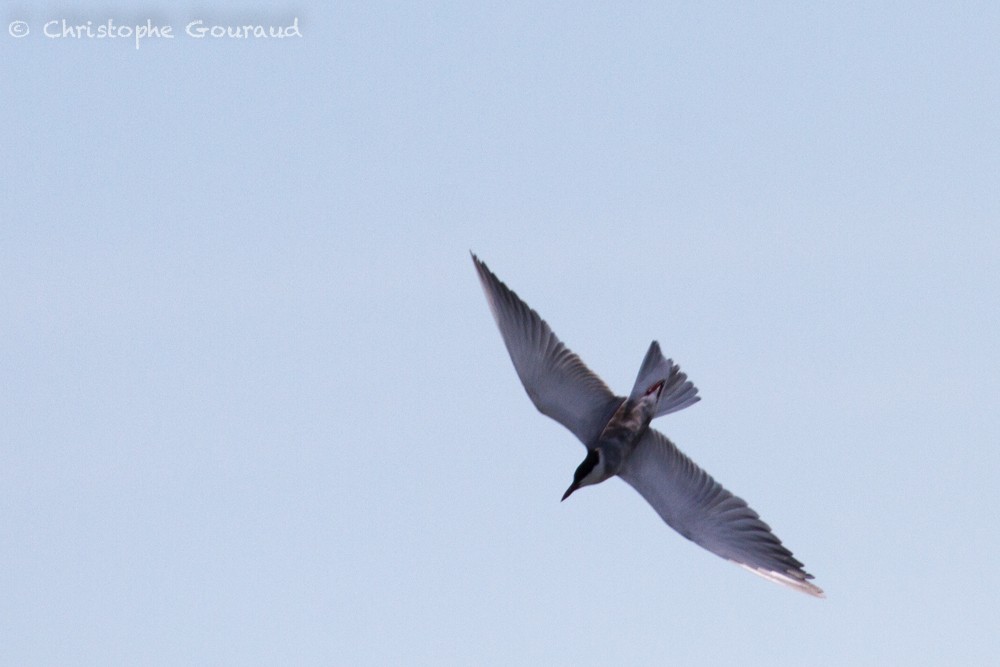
[472,254,622,447]
[618,428,823,597]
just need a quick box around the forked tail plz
[629,341,700,418]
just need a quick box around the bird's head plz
[561,448,607,501]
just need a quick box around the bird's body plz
[472,253,823,597]
[562,368,668,498]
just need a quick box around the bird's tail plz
[629,341,700,418]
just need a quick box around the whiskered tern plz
[472,253,822,597]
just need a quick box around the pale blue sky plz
[3,2,999,665]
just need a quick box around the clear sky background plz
[3,2,998,665]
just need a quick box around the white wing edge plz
[735,563,825,598]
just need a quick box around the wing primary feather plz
[618,428,823,597]
[472,253,622,447]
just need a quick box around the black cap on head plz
[561,449,600,501]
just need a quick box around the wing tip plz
[735,563,825,598]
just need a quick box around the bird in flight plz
[472,253,822,597]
